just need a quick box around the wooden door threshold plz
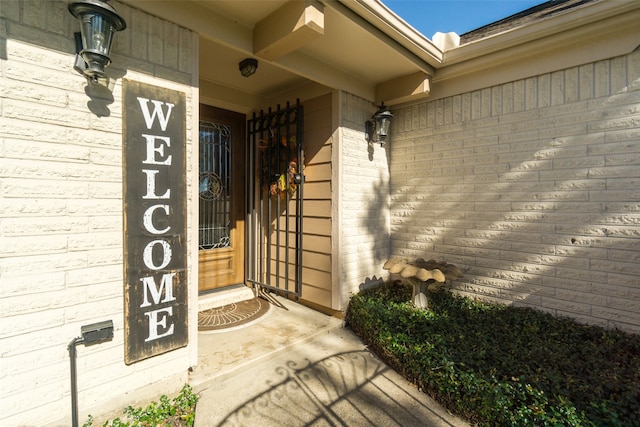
[198,284,255,312]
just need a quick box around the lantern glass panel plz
[378,117,391,139]
[81,14,116,56]
[373,120,382,141]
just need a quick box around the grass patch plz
[346,282,640,426]
[83,384,199,427]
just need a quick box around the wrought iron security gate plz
[247,100,304,297]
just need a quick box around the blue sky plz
[383,0,548,38]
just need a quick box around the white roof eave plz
[336,0,444,70]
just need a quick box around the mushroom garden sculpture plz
[383,258,464,309]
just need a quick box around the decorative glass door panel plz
[199,121,231,250]
[198,105,245,292]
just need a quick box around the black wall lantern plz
[365,102,393,146]
[68,0,126,83]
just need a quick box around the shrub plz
[346,283,640,426]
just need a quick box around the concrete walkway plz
[190,295,468,427]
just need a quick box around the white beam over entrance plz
[254,1,325,61]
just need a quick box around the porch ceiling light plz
[239,58,258,77]
[365,103,394,146]
[68,0,126,83]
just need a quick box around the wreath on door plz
[258,135,298,199]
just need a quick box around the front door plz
[198,105,245,292]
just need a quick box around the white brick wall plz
[390,49,640,333]
[337,93,390,308]
[0,2,196,425]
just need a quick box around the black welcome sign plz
[123,80,187,364]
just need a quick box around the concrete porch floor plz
[190,294,468,427]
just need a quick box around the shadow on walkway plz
[192,295,467,427]
[218,350,461,427]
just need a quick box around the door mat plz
[198,298,271,332]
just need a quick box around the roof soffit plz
[119,0,441,105]
[119,0,639,109]
[336,0,442,67]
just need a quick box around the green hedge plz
[346,283,640,426]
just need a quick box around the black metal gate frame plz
[247,100,304,297]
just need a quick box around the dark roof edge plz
[460,0,598,44]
